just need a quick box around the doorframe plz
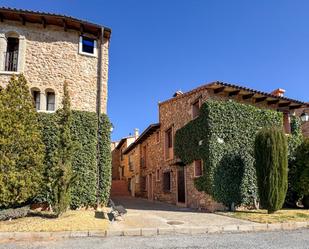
[176,167,187,207]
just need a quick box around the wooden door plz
[177,168,186,204]
[148,174,153,201]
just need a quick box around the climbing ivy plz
[175,100,283,207]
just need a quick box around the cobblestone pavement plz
[1,229,308,249]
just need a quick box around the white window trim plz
[78,36,97,57]
[194,160,203,178]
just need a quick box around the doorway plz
[177,168,186,205]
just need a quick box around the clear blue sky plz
[2,0,309,140]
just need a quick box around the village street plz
[1,229,308,249]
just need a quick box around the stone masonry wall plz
[157,87,285,211]
[0,20,109,113]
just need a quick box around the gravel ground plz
[1,229,308,249]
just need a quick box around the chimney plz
[173,90,183,97]
[134,128,139,139]
[271,88,285,97]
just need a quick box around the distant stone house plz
[0,7,111,114]
[120,81,307,211]
[111,129,139,181]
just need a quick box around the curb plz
[0,222,308,241]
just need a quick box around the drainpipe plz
[96,27,104,208]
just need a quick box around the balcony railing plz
[4,51,18,72]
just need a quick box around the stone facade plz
[0,18,109,113]
[295,106,309,137]
[124,82,306,212]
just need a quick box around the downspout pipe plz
[96,27,104,207]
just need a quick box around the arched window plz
[5,32,19,72]
[46,90,56,111]
[31,88,40,111]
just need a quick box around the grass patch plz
[218,209,309,223]
[0,210,109,232]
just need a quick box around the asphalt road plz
[1,229,308,249]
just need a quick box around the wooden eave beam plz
[254,96,267,103]
[289,104,303,110]
[228,90,241,96]
[214,86,225,94]
[41,16,46,28]
[242,93,255,100]
[19,14,26,25]
[80,24,84,35]
[267,99,280,105]
[278,102,291,107]
[62,19,67,31]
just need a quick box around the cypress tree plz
[0,75,44,208]
[254,127,288,213]
[52,81,75,216]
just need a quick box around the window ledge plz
[78,51,97,58]
[37,110,56,113]
[0,71,21,75]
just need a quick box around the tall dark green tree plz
[0,75,44,208]
[254,127,288,213]
[293,138,309,208]
[52,81,75,216]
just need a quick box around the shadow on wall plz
[213,152,245,210]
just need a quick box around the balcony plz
[4,51,18,72]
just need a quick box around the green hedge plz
[175,100,283,207]
[37,111,111,208]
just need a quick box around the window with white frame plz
[79,36,97,56]
[31,89,40,111]
[46,91,55,111]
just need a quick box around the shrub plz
[0,206,30,221]
[0,75,44,208]
[52,82,75,216]
[37,112,111,209]
[293,138,309,204]
[175,100,282,207]
[97,114,112,205]
[254,127,288,213]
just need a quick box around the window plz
[79,36,97,56]
[120,149,124,161]
[46,91,55,111]
[163,171,171,192]
[156,169,160,182]
[156,131,160,143]
[129,155,134,171]
[194,160,203,177]
[32,90,40,111]
[165,127,173,160]
[192,98,201,119]
[5,37,19,72]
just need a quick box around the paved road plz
[1,229,308,249]
[110,197,254,231]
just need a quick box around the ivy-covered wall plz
[175,100,283,207]
[37,111,111,208]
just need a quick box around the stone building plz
[0,7,111,114]
[122,81,307,211]
[123,124,161,199]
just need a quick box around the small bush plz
[254,127,288,213]
[293,138,309,206]
[0,206,30,221]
